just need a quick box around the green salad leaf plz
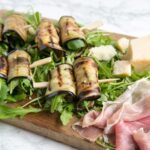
[94,58,113,79]
[96,137,115,150]
[0,78,9,102]
[33,61,55,82]
[0,43,8,56]
[0,105,41,119]
[33,52,55,82]
[50,95,64,113]
[98,71,150,102]
[6,93,27,102]
[44,94,75,125]
[25,11,41,29]
[86,30,115,47]
[60,104,74,125]
[8,78,33,100]
[67,39,85,51]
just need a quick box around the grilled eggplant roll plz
[8,50,31,82]
[35,19,64,57]
[74,57,100,109]
[44,64,76,101]
[3,14,28,49]
[59,16,86,51]
[0,56,8,79]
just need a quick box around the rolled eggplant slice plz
[8,50,31,82]
[0,56,8,79]
[73,57,100,107]
[59,16,86,50]
[3,14,28,48]
[44,64,76,101]
[35,19,64,56]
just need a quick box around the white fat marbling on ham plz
[133,128,150,150]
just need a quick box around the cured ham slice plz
[80,78,150,133]
[72,122,103,142]
[115,117,150,150]
[133,128,150,150]
[73,78,150,149]
[105,94,150,134]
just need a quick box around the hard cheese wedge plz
[124,36,150,71]
[117,37,129,53]
[113,60,131,77]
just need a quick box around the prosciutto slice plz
[115,117,150,150]
[73,78,150,149]
[133,128,150,150]
[72,122,103,142]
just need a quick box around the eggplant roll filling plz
[0,56,8,79]
[45,64,76,101]
[74,57,100,104]
[59,16,86,50]
[8,50,31,82]
[3,14,28,48]
[35,19,64,55]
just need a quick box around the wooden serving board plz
[0,9,135,150]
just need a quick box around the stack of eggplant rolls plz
[0,11,101,125]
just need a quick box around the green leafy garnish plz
[24,11,41,42]
[0,43,8,56]
[0,105,41,119]
[67,39,85,51]
[44,94,75,125]
[25,11,41,29]
[94,58,113,79]
[33,52,55,82]
[33,61,55,82]
[96,137,115,150]
[50,95,64,113]
[60,104,74,125]
[86,30,115,47]
[0,78,9,102]
[6,93,27,102]
[99,71,150,102]
[8,78,33,99]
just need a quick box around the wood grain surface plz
[0,9,135,150]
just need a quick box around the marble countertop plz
[0,0,150,150]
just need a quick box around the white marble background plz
[0,0,150,150]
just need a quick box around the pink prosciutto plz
[133,128,150,150]
[73,78,150,149]
[115,117,150,150]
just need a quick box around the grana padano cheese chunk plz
[123,36,150,71]
[113,60,131,77]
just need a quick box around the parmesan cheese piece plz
[113,60,131,77]
[117,37,129,53]
[123,36,150,71]
[89,45,117,61]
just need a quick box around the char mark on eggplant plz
[44,64,76,101]
[59,16,86,50]
[8,50,31,82]
[2,14,28,49]
[73,57,100,109]
[0,56,8,79]
[35,19,64,57]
